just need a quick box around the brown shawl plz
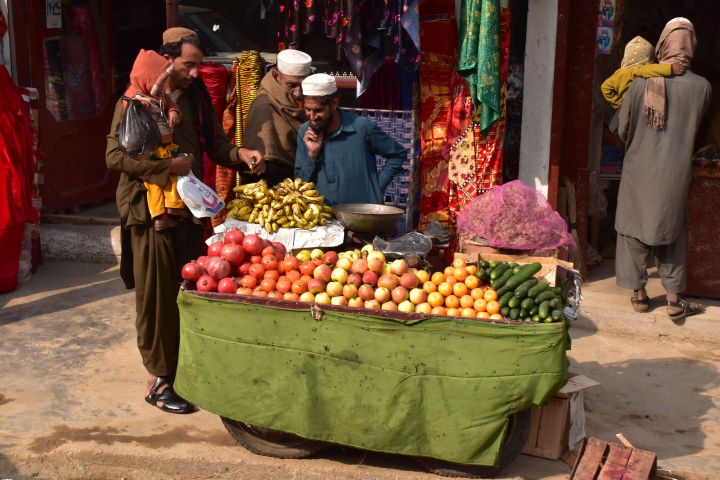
[243,69,307,167]
[644,19,696,130]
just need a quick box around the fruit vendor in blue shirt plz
[294,73,407,205]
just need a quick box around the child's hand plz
[167,110,180,128]
[671,63,686,76]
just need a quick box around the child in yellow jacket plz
[601,36,685,109]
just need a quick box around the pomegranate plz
[221,244,246,267]
[224,228,245,245]
[196,255,209,268]
[272,241,287,257]
[181,262,204,282]
[262,239,273,249]
[238,262,252,276]
[196,274,218,292]
[242,234,264,256]
[208,241,224,257]
[205,257,231,280]
[217,277,238,294]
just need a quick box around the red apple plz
[399,272,419,290]
[346,272,363,288]
[374,287,390,303]
[196,274,217,292]
[367,257,384,274]
[315,292,331,304]
[358,284,375,301]
[322,251,339,266]
[217,277,238,294]
[343,284,358,299]
[299,292,315,303]
[331,268,348,284]
[381,301,398,311]
[377,274,398,290]
[313,264,332,282]
[351,259,368,274]
[336,257,352,272]
[362,270,379,286]
[326,281,344,297]
[409,288,427,305]
[398,300,415,313]
[331,296,348,306]
[390,259,409,276]
[308,278,326,294]
[391,286,409,304]
[348,297,364,308]
[224,228,244,245]
[283,292,300,301]
[364,299,381,309]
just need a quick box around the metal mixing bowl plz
[333,203,404,234]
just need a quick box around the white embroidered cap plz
[666,17,692,26]
[277,49,312,77]
[301,73,337,97]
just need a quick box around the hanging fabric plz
[198,61,231,192]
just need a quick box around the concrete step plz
[41,223,121,264]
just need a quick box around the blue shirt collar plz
[327,109,355,139]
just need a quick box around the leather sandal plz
[145,376,197,414]
[667,297,703,324]
[631,290,649,313]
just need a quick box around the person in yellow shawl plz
[601,35,685,110]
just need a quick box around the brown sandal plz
[667,298,703,324]
[631,290,649,313]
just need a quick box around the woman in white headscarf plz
[615,18,712,322]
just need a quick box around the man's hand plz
[167,110,181,128]
[671,63,686,75]
[238,148,265,175]
[169,154,193,176]
[303,128,324,159]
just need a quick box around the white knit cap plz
[301,73,337,97]
[666,17,692,26]
[277,49,312,77]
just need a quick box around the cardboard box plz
[454,250,574,287]
[523,375,600,460]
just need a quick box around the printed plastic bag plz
[457,180,576,251]
[118,96,160,157]
[177,170,225,218]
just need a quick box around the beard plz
[309,119,326,132]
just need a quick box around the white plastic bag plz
[176,171,225,218]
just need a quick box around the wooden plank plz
[622,448,656,480]
[571,438,607,480]
[597,443,632,480]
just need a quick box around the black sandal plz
[145,376,197,414]
[667,298,703,323]
[631,291,649,313]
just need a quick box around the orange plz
[453,267,468,281]
[473,298,487,312]
[445,294,460,308]
[431,272,446,285]
[464,275,480,290]
[427,292,445,307]
[431,306,447,316]
[470,287,486,300]
[423,281,438,294]
[445,275,457,286]
[483,289,498,302]
[437,282,453,297]
[416,270,431,284]
[452,282,468,297]
[486,300,500,315]
[452,257,467,269]
[461,308,477,318]
[465,265,478,276]
[476,311,490,319]
[489,313,504,320]
[444,266,455,277]
[446,308,461,317]
[460,295,475,309]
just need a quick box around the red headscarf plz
[124,49,173,102]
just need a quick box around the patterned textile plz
[417,0,456,229]
[448,8,510,217]
[458,0,501,134]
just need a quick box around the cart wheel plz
[414,409,531,478]
[221,417,327,459]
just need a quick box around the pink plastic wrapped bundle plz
[457,180,576,251]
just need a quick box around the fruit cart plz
[174,286,569,478]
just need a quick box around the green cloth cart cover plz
[175,290,568,466]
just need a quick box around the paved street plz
[1,261,718,479]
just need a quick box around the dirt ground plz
[1,262,718,480]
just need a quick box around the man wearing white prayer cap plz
[244,49,313,186]
[294,73,407,206]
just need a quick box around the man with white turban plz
[294,73,406,206]
[615,18,711,322]
[244,49,313,186]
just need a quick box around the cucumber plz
[538,300,551,319]
[480,260,491,269]
[500,306,510,317]
[551,287,562,295]
[509,308,520,320]
[499,291,514,307]
[512,265,521,275]
[529,306,538,316]
[475,269,487,280]
[503,262,543,292]
[549,298,562,309]
[543,317,555,323]
[508,295,521,309]
[514,278,539,299]
[496,285,512,297]
[551,309,564,321]
[519,308,528,319]
[490,263,510,280]
[492,268,514,289]
[534,290,557,303]
[521,297,535,310]
[488,260,499,269]
[531,315,541,323]
[527,279,550,298]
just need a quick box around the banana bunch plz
[227,178,333,233]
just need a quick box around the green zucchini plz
[490,263,510,280]
[508,295,521,309]
[499,291,514,307]
[538,300,551,319]
[503,262,543,291]
[551,309,564,321]
[549,298,562,309]
[492,268,514,289]
[534,290,557,303]
[514,278,539,299]
[527,279,550,298]
[529,306,538,316]
[521,297,535,310]
[509,308,520,320]
[519,308,528,319]
[500,306,510,317]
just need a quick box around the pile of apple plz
[181,230,502,319]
